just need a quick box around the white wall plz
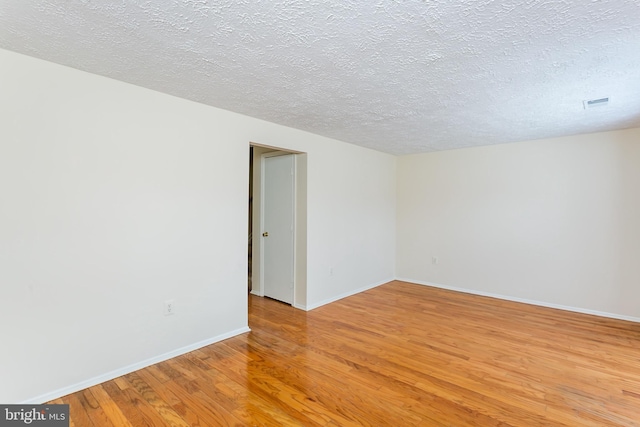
[0,48,396,403]
[3,44,636,404]
[397,128,640,320]
[304,142,397,309]
[294,153,308,309]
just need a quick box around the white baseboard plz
[22,326,251,404]
[397,277,640,324]
[305,278,394,311]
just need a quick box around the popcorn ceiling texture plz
[1,0,639,154]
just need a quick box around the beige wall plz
[397,128,640,320]
[0,48,396,403]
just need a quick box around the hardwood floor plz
[50,281,640,426]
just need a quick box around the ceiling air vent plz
[583,97,609,109]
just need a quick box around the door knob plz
[262,232,269,237]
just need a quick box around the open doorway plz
[248,144,307,309]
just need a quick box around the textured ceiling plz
[1,1,639,154]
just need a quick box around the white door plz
[262,154,295,304]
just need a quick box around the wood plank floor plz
[50,281,640,426]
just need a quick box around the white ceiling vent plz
[583,97,610,109]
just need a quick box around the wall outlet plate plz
[164,299,175,316]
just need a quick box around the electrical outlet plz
[164,299,175,316]
[432,257,439,265]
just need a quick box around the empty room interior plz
[1,1,639,426]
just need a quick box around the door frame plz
[249,144,307,309]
